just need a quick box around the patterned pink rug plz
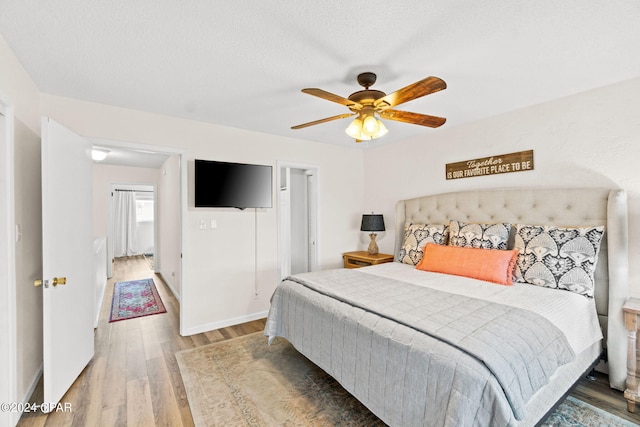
[109,278,167,322]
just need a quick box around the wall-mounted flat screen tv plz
[194,159,273,209]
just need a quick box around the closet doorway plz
[277,162,319,279]
[108,184,157,277]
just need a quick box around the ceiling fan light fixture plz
[345,117,364,139]
[362,114,379,136]
[294,72,446,143]
[376,119,388,138]
[346,113,387,141]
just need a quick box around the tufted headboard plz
[394,188,629,390]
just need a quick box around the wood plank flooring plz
[17,256,640,426]
[17,256,265,427]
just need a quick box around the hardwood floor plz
[17,256,265,427]
[16,256,640,426]
[572,373,640,424]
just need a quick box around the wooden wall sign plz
[446,150,534,180]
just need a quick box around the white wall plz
[157,155,181,298]
[0,34,43,420]
[363,77,640,296]
[40,94,364,335]
[0,104,11,427]
[13,120,43,403]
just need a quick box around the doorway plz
[89,138,187,333]
[109,185,157,276]
[277,162,319,279]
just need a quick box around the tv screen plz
[194,159,273,209]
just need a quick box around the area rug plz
[540,395,637,427]
[176,332,638,427]
[109,278,166,322]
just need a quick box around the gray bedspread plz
[264,268,575,426]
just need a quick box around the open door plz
[277,163,319,279]
[38,117,94,406]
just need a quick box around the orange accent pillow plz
[416,243,519,286]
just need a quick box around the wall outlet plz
[199,219,207,230]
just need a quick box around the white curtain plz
[112,191,138,257]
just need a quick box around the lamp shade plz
[360,214,385,232]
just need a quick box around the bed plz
[265,188,628,426]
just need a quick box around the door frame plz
[0,96,17,427]
[89,138,188,334]
[276,160,320,280]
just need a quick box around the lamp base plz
[367,233,379,255]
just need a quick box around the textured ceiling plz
[1,1,639,149]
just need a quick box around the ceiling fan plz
[291,72,447,142]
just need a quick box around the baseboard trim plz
[94,278,107,329]
[181,311,269,337]
[20,366,42,405]
[158,272,180,303]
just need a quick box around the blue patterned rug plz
[109,278,166,322]
[542,395,637,427]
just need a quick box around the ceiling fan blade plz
[301,88,362,109]
[291,113,355,129]
[379,109,446,128]
[374,76,446,109]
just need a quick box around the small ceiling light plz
[91,147,110,162]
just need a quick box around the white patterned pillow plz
[513,224,605,297]
[397,223,449,265]
[449,221,511,250]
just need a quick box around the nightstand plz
[343,251,394,269]
[623,297,640,412]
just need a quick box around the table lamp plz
[360,214,385,255]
